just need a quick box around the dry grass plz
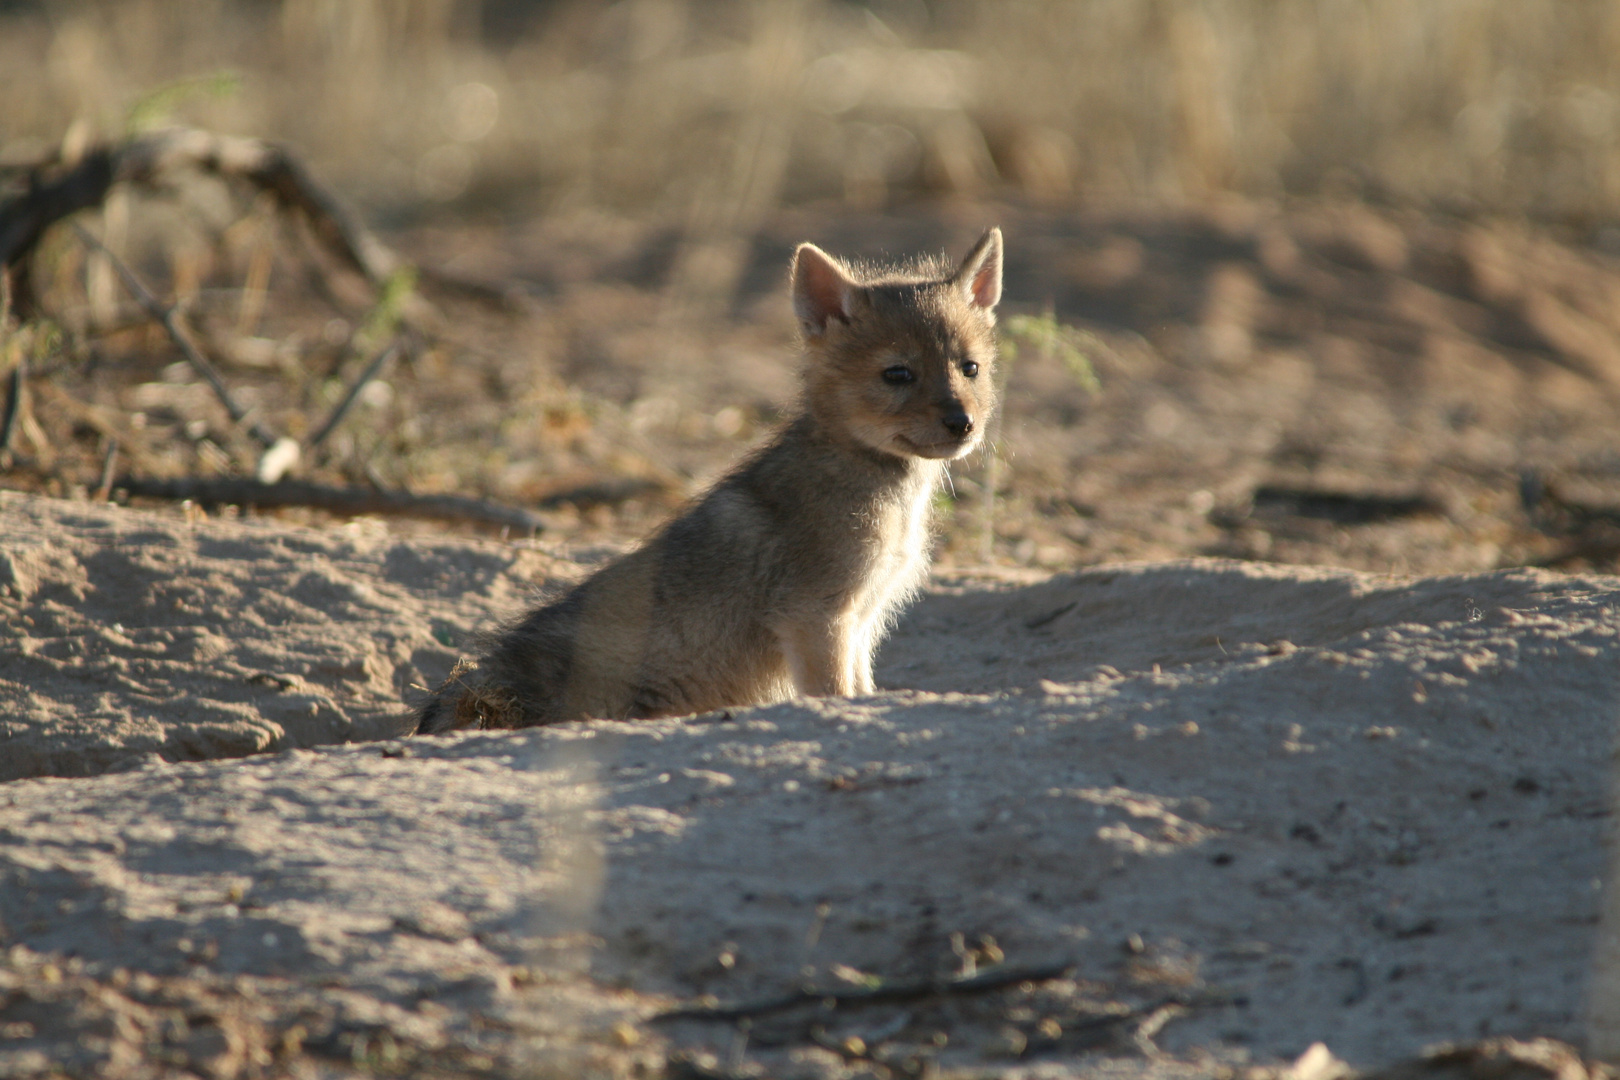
[5,1,1620,225]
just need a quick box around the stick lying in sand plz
[653,958,1083,1022]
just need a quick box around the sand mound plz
[2,492,1619,1077]
[0,490,577,781]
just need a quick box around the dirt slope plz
[2,492,1617,1077]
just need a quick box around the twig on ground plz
[94,438,118,502]
[115,475,547,532]
[537,477,670,510]
[71,221,279,449]
[307,337,404,451]
[0,356,23,469]
[652,958,1081,1023]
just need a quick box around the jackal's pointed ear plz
[952,227,1003,311]
[792,243,858,337]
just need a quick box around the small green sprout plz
[1000,310,1101,394]
[354,266,418,355]
[125,72,243,134]
[975,306,1102,562]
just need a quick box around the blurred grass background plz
[11,0,1620,573]
[6,0,1620,227]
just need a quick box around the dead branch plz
[0,128,402,287]
[652,958,1081,1023]
[0,357,23,468]
[115,475,547,533]
[537,476,671,509]
[71,222,279,449]
[307,336,403,451]
[0,148,113,290]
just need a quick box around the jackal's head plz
[792,228,1002,461]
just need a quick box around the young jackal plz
[414,228,1003,733]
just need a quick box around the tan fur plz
[414,228,1003,733]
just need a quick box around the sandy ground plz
[3,490,1619,1078]
[11,189,1620,1078]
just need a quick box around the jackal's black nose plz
[942,410,972,438]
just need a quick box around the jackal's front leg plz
[775,618,861,699]
[848,619,879,695]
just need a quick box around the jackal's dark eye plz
[961,360,980,378]
[881,365,915,386]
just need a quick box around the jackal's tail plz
[412,658,524,735]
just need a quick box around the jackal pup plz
[414,228,1003,733]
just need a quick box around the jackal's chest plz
[845,482,934,603]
